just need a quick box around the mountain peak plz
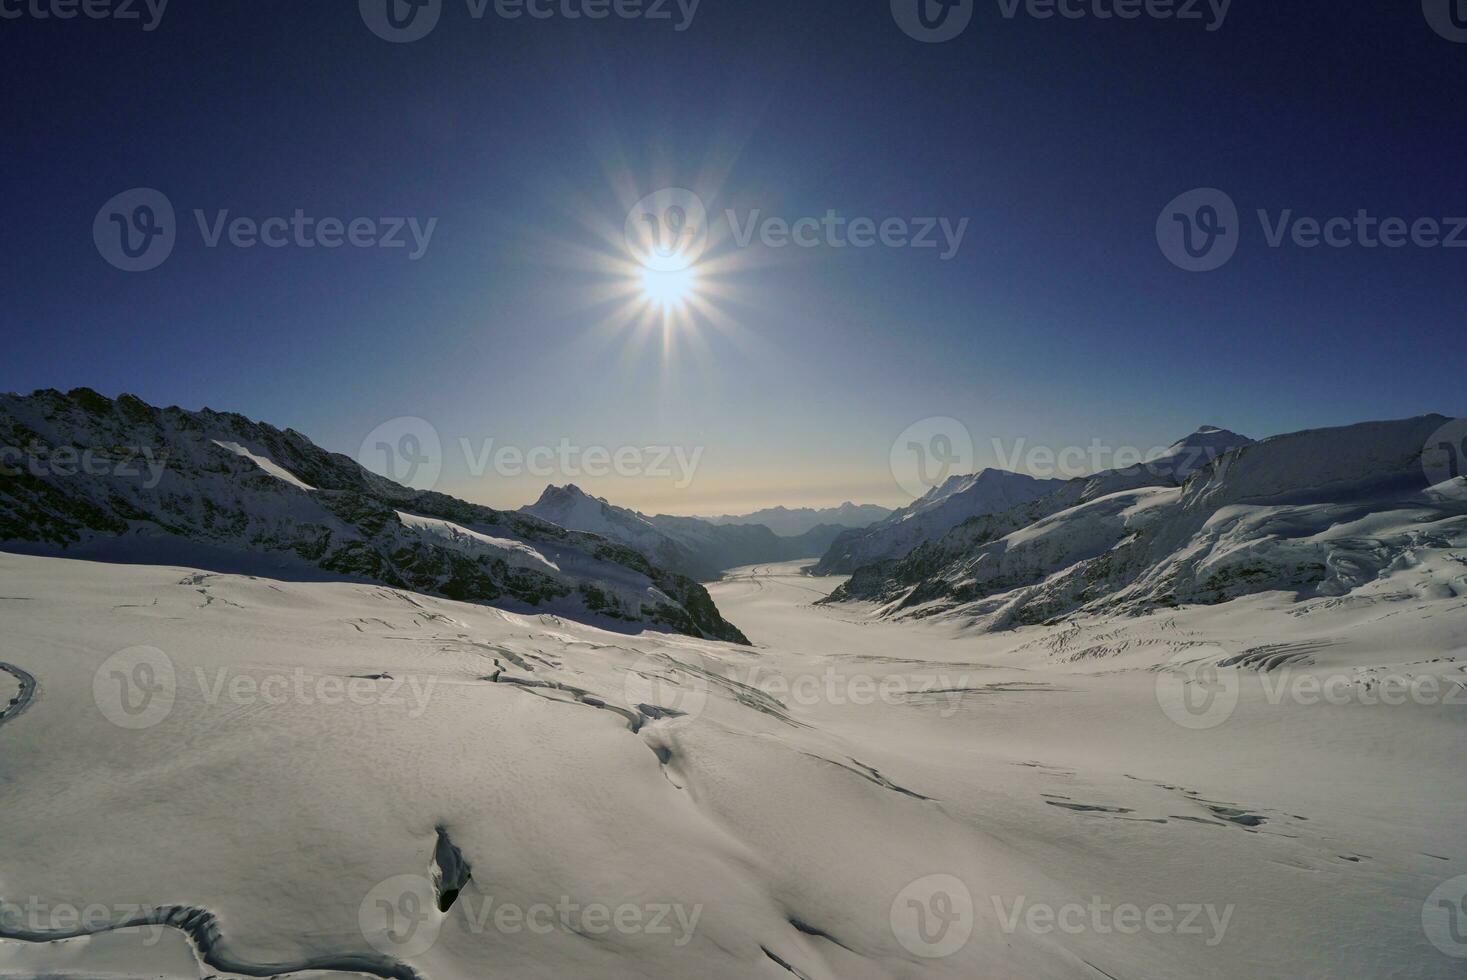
[1143,426,1254,482]
[1180,424,1248,441]
[536,483,593,503]
[0,390,749,643]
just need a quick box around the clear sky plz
[2,1,1464,515]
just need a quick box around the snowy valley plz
[1,394,1466,980]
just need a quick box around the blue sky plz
[2,0,1464,513]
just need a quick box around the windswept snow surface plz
[1,552,1465,979]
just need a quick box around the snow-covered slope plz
[820,425,1254,588]
[814,469,1068,575]
[1,554,1463,979]
[703,502,891,537]
[0,389,746,643]
[833,416,1466,631]
[522,485,837,581]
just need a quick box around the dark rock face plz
[0,388,747,644]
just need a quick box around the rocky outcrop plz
[0,389,747,644]
[826,417,1465,630]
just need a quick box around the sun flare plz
[639,265,697,309]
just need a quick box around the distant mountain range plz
[822,417,1467,629]
[812,427,1254,576]
[522,485,847,582]
[701,502,891,537]
[813,469,1067,575]
[11,392,1456,644]
[0,389,748,643]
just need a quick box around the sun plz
[639,265,697,310]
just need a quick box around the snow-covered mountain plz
[702,502,891,537]
[830,415,1466,630]
[813,469,1068,575]
[522,485,840,581]
[0,389,747,643]
[4,408,1466,980]
[814,426,1254,576]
